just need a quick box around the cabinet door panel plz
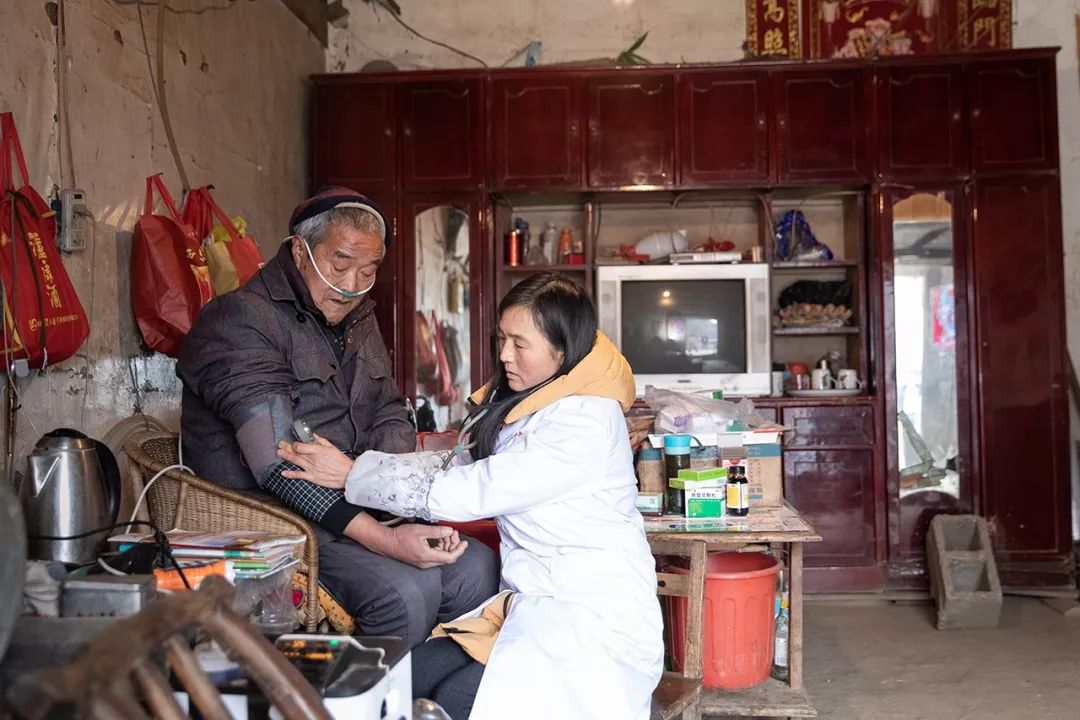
[970,59,1057,173]
[876,67,965,179]
[491,77,582,189]
[774,69,869,182]
[678,71,769,184]
[785,449,876,567]
[973,176,1069,562]
[313,83,396,188]
[401,79,484,190]
[783,406,875,448]
[586,74,675,188]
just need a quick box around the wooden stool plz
[650,537,707,720]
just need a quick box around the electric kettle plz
[19,428,121,565]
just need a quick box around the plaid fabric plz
[259,460,343,523]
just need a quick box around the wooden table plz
[646,503,822,718]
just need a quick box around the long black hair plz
[467,273,597,459]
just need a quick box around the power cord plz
[30,520,190,590]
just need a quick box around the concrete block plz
[926,514,1003,630]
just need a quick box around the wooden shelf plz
[501,264,589,272]
[772,260,858,269]
[699,678,817,717]
[773,326,859,336]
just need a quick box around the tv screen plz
[620,279,747,375]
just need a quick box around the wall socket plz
[59,188,89,252]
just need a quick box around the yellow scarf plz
[469,331,636,425]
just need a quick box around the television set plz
[596,264,771,397]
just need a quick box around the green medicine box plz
[686,488,725,518]
[676,467,728,482]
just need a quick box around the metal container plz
[60,575,157,618]
[20,430,120,565]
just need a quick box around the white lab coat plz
[347,395,664,720]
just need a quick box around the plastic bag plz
[643,385,776,434]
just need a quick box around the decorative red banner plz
[746,0,802,58]
[801,0,951,58]
[955,0,1012,50]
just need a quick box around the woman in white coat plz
[278,272,663,720]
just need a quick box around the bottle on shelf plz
[543,222,559,265]
[772,592,790,682]
[726,465,749,517]
[558,227,573,264]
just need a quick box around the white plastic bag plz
[643,386,776,435]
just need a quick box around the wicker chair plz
[125,432,321,631]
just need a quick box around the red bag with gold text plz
[0,112,89,369]
[130,174,213,357]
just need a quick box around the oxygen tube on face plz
[292,234,380,299]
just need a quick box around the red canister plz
[506,230,521,267]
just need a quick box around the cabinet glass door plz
[884,189,973,568]
[414,205,472,432]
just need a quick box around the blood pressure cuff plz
[234,392,295,477]
[233,393,361,533]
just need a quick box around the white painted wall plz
[0,1,322,468]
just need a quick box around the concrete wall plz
[0,0,323,469]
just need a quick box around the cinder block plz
[926,514,1003,630]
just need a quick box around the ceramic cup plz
[811,368,836,390]
[837,368,863,390]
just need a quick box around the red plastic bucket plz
[668,552,781,689]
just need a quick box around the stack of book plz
[109,529,304,581]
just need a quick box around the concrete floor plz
[802,597,1080,719]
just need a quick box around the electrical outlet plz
[59,188,89,252]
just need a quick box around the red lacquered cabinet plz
[972,175,1070,583]
[490,75,583,189]
[310,49,1071,591]
[875,65,965,179]
[585,73,675,188]
[400,77,485,191]
[313,82,396,190]
[969,58,1058,174]
[678,70,770,185]
[773,68,869,183]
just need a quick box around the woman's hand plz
[277,434,353,489]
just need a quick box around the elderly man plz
[177,187,498,646]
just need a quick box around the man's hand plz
[346,515,467,569]
[277,434,352,488]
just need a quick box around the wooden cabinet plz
[677,70,770,185]
[875,66,965,179]
[972,175,1070,576]
[782,405,881,586]
[969,58,1058,174]
[585,73,675,188]
[310,52,1070,589]
[784,448,877,568]
[313,82,396,189]
[490,76,582,189]
[773,68,869,183]
[400,77,485,191]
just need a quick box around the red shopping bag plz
[130,174,213,357]
[0,112,89,369]
[182,186,263,294]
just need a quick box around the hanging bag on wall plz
[0,112,89,370]
[130,174,213,357]
[182,186,263,295]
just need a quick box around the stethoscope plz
[440,407,489,471]
[288,234,381,298]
